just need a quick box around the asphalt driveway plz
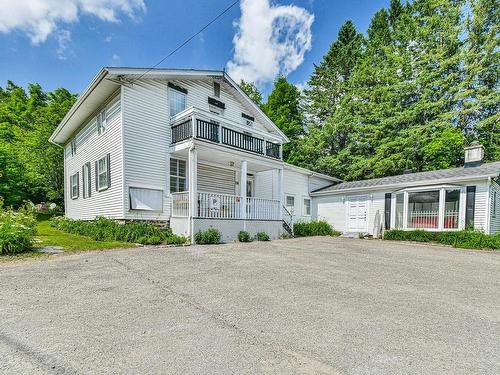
[1,237,499,374]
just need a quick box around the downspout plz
[189,143,196,244]
[485,176,492,234]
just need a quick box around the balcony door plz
[347,196,368,232]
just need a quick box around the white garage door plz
[347,196,368,232]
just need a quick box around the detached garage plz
[311,144,500,236]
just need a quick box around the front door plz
[348,196,368,232]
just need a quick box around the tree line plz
[0,0,497,208]
[242,0,498,181]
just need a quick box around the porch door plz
[347,196,368,232]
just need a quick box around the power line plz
[131,0,239,83]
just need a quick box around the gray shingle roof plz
[312,161,500,194]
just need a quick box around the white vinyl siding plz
[197,163,236,195]
[64,92,123,219]
[122,80,170,220]
[490,181,500,234]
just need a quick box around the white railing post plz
[191,114,196,139]
[438,188,446,231]
[403,191,409,230]
[240,160,247,219]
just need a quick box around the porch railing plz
[221,127,264,155]
[171,119,192,144]
[246,197,280,220]
[171,192,189,217]
[408,211,439,229]
[198,192,242,219]
[444,210,459,229]
[196,119,219,143]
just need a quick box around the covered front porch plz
[169,140,292,242]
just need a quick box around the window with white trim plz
[286,195,295,212]
[70,139,76,156]
[304,198,311,216]
[169,87,186,116]
[70,173,79,199]
[82,162,91,198]
[170,158,186,193]
[97,109,107,135]
[130,188,163,211]
[97,155,110,191]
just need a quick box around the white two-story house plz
[49,67,339,242]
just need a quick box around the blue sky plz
[0,0,389,96]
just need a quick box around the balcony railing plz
[170,107,282,159]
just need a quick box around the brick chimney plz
[464,142,485,167]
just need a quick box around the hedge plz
[293,220,341,237]
[384,229,500,250]
[50,217,187,245]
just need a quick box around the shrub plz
[238,230,252,242]
[50,216,176,245]
[194,228,222,245]
[164,234,189,245]
[383,229,500,250]
[293,220,341,237]
[0,201,37,255]
[256,232,270,241]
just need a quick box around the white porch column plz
[240,160,247,219]
[189,146,198,223]
[438,188,446,230]
[403,191,409,229]
[278,167,284,220]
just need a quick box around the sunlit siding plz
[169,79,270,134]
[474,182,489,232]
[122,80,170,221]
[489,181,500,234]
[314,195,347,233]
[198,163,236,195]
[64,93,123,219]
[310,176,334,193]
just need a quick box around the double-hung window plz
[286,195,295,212]
[304,198,311,216]
[170,158,186,193]
[70,139,77,156]
[169,84,187,117]
[70,173,79,199]
[97,109,107,135]
[82,162,92,198]
[96,154,110,191]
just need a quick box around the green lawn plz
[36,217,133,252]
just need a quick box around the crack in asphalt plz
[0,331,79,375]
[110,256,344,374]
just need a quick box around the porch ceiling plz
[171,140,283,172]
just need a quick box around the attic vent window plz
[242,113,254,127]
[213,82,220,98]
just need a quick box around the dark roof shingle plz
[312,161,500,194]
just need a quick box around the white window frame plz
[97,109,107,135]
[493,191,497,218]
[70,139,76,156]
[97,155,110,191]
[213,81,221,98]
[170,158,187,193]
[303,197,311,216]
[169,87,187,117]
[286,195,295,213]
[82,162,91,198]
[129,187,163,211]
[70,173,79,199]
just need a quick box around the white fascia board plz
[49,68,109,145]
[105,67,224,78]
[284,163,341,182]
[310,175,497,196]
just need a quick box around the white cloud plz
[56,29,72,60]
[105,35,113,42]
[0,0,145,45]
[227,0,314,84]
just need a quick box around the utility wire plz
[130,0,239,83]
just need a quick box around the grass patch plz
[384,229,500,250]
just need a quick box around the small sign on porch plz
[209,195,221,211]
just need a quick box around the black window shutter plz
[82,165,86,198]
[76,172,80,199]
[106,153,111,188]
[465,186,476,228]
[95,161,98,191]
[87,162,91,198]
[384,193,392,229]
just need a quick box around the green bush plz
[194,228,222,245]
[238,230,252,242]
[384,229,500,250]
[0,201,37,255]
[164,234,189,245]
[293,220,341,237]
[256,232,270,241]
[50,216,185,245]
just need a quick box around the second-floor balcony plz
[170,107,282,160]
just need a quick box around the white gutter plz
[49,68,109,145]
[310,173,500,196]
